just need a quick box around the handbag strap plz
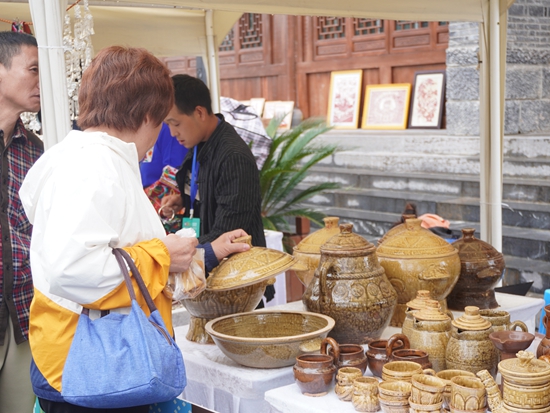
[112,248,158,314]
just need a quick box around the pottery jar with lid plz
[293,217,340,287]
[477,351,550,413]
[402,290,433,340]
[182,235,297,344]
[378,213,417,246]
[447,228,505,311]
[376,218,461,327]
[409,299,452,372]
[445,306,498,376]
[303,223,397,344]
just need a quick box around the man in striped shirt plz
[0,31,44,412]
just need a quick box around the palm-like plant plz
[260,116,340,232]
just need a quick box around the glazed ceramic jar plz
[409,300,452,372]
[293,217,341,287]
[303,223,397,344]
[402,290,434,340]
[378,214,417,246]
[182,235,296,343]
[445,306,498,377]
[447,228,505,311]
[479,309,528,333]
[376,218,461,327]
[477,351,550,413]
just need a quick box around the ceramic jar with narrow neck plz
[303,223,397,344]
[447,228,505,311]
[445,306,498,377]
[376,218,461,327]
[409,299,452,372]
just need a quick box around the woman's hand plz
[159,194,184,218]
[211,229,251,261]
[162,234,198,272]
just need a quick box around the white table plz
[175,324,295,413]
[175,293,544,413]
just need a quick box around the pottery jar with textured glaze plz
[378,213,417,246]
[367,333,410,377]
[447,228,505,311]
[445,306,498,377]
[409,299,452,372]
[303,223,397,344]
[402,290,433,340]
[293,353,337,397]
[321,337,368,373]
[376,219,461,327]
[293,217,341,287]
[477,351,550,413]
[479,309,528,333]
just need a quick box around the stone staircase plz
[299,129,550,295]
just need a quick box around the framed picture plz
[361,83,412,130]
[262,100,295,130]
[249,97,266,117]
[327,70,363,129]
[408,70,446,129]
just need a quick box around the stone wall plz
[446,0,550,135]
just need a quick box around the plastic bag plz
[165,228,206,300]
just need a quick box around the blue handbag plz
[61,248,186,408]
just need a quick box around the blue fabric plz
[61,300,186,408]
[140,123,188,188]
[149,398,192,413]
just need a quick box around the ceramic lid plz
[207,235,298,291]
[499,351,550,381]
[452,306,492,330]
[378,214,417,245]
[319,223,375,256]
[406,290,433,310]
[413,299,450,321]
[376,219,458,259]
[452,228,505,264]
[293,216,340,254]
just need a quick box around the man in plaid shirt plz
[0,31,44,412]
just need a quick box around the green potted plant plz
[260,116,340,248]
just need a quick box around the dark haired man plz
[161,74,274,303]
[0,30,43,412]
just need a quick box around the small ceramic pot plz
[435,369,476,410]
[382,361,435,383]
[449,376,486,411]
[293,354,337,397]
[352,377,380,412]
[378,381,412,402]
[335,367,364,402]
[321,337,367,373]
[410,374,446,406]
[390,349,432,370]
[408,398,444,413]
[378,395,410,413]
[366,333,409,377]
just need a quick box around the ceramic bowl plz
[205,310,335,368]
[489,330,535,359]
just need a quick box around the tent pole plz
[206,10,221,113]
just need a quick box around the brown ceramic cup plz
[352,377,380,412]
[390,349,433,370]
[410,373,446,405]
[321,337,367,373]
[435,369,476,410]
[367,333,410,377]
[382,361,435,383]
[450,376,487,411]
[335,366,364,402]
[293,354,337,397]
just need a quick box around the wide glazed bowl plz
[205,310,335,368]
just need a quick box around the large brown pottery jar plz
[376,218,461,327]
[447,228,505,311]
[293,217,340,287]
[477,351,550,413]
[303,223,397,344]
[182,235,296,344]
[445,306,498,377]
[409,300,452,372]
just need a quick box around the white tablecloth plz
[264,229,287,307]
[175,293,544,413]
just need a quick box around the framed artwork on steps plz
[327,70,363,129]
[408,70,446,129]
[361,83,412,130]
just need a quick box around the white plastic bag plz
[166,228,206,300]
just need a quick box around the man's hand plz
[159,194,184,218]
[211,229,251,261]
[162,234,198,272]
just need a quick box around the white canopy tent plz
[0,0,511,250]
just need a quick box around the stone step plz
[303,205,550,261]
[304,166,550,203]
